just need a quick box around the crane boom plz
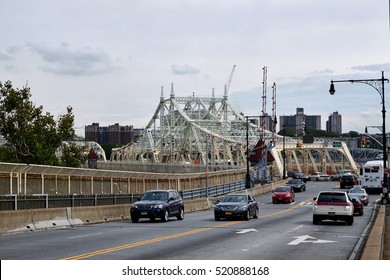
[224,65,236,97]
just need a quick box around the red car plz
[349,196,364,216]
[272,186,295,204]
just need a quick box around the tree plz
[0,81,77,165]
[60,142,87,167]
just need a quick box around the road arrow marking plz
[236,228,259,234]
[288,235,337,245]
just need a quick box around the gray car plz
[214,194,259,221]
[348,187,369,206]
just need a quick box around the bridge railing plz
[0,181,247,211]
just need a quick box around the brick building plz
[85,123,143,145]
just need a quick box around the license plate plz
[141,211,148,216]
[328,212,335,216]
[225,212,233,215]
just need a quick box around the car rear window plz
[275,187,290,192]
[317,193,346,203]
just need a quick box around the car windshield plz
[275,187,290,192]
[141,192,168,201]
[317,192,346,203]
[222,195,247,203]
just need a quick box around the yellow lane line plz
[62,198,313,260]
[61,220,242,260]
[260,197,313,218]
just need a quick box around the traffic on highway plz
[0,180,380,260]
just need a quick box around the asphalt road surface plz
[0,181,380,260]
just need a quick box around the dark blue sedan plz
[214,194,259,221]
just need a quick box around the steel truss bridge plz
[111,89,359,180]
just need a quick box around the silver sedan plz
[309,172,330,181]
[348,187,369,206]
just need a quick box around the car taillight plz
[314,201,349,206]
[332,202,349,206]
[314,201,331,205]
[361,195,367,199]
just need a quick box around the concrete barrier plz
[98,205,130,221]
[0,209,35,233]
[184,198,210,212]
[31,208,71,230]
[361,205,385,260]
[71,206,105,224]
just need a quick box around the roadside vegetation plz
[0,81,86,167]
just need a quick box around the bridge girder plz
[110,91,358,179]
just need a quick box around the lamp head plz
[329,81,335,95]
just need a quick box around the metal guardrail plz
[0,193,143,211]
[0,181,247,211]
[181,181,246,200]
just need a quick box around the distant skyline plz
[1,0,389,136]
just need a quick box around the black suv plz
[340,174,358,189]
[130,190,184,223]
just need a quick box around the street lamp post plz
[282,125,286,179]
[329,71,389,187]
[245,117,251,188]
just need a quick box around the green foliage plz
[60,142,87,167]
[100,143,122,160]
[342,131,360,138]
[0,81,78,166]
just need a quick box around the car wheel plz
[214,215,220,221]
[150,217,155,222]
[313,215,320,225]
[177,207,184,220]
[244,210,250,221]
[253,207,259,219]
[131,215,139,223]
[359,210,364,216]
[346,216,354,225]
[161,209,169,222]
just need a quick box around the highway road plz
[0,181,381,260]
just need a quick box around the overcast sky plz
[1,0,390,136]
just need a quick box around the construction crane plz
[261,66,267,137]
[223,65,236,97]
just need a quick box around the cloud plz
[351,63,390,73]
[27,43,118,76]
[171,64,201,76]
[0,52,13,61]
